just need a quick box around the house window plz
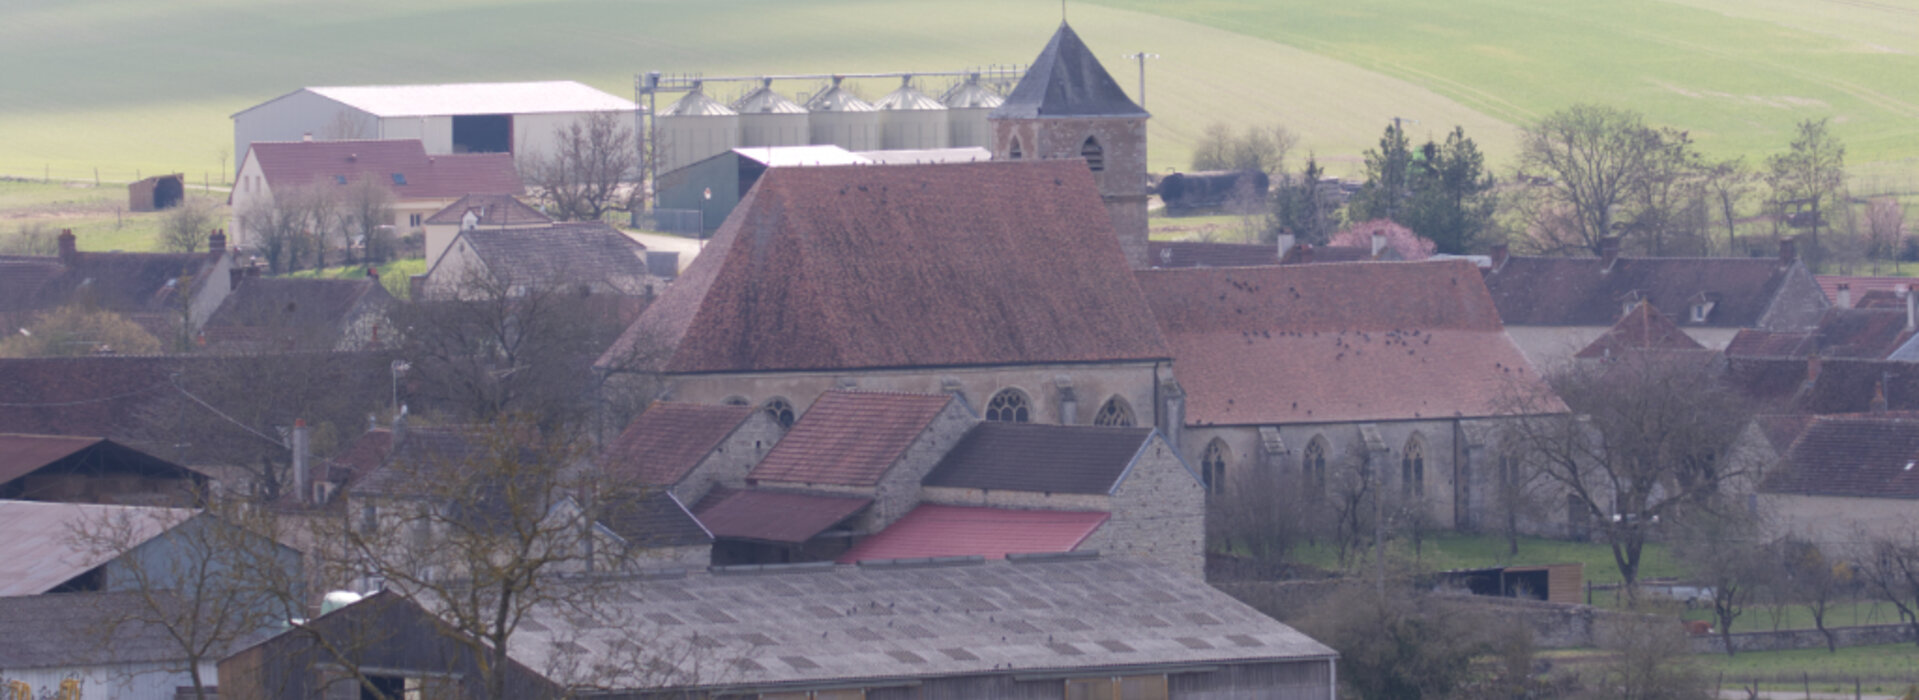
[1008,135,1023,160]
[391,173,407,186]
[1093,396,1135,427]
[1690,302,1714,323]
[1402,436,1425,497]
[1201,438,1230,495]
[985,388,1031,423]
[1304,436,1328,493]
[1082,137,1104,172]
[409,213,423,227]
[763,397,796,429]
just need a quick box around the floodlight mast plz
[1123,52,1159,108]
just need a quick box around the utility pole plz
[1124,52,1159,108]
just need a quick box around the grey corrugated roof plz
[0,501,191,596]
[991,23,1148,120]
[302,81,635,117]
[507,555,1332,691]
[0,591,199,668]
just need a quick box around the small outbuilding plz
[127,173,184,212]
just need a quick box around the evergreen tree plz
[1350,123,1496,254]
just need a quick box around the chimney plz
[1490,244,1509,271]
[1599,236,1621,272]
[57,229,76,266]
[1371,231,1387,258]
[302,132,313,142]
[291,419,311,505]
[208,229,226,256]
[1276,233,1296,261]
[1780,236,1798,267]
[1872,379,1889,414]
[1837,283,1852,309]
[1907,284,1916,332]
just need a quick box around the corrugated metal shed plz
[301,80,636,117]
[0,501,189,596]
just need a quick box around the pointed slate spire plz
[992,22,1148,119]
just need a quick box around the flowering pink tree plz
[1329,219,1437,260]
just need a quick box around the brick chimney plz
[1837,283,1852,309]
[208,229,226,256]
[1872,379,1889,414]
[56,229,76,266]
[1780,236,1798,267]
[1599,236,1621,272]
[1489,244,1510,272]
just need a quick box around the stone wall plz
[1688,623,1915,655]
[1080,433,1206,578]
[866,399,979,532]
[672,410,784,506]
[991,116,1149,269]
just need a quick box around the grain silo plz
[805,77,880,151]
[656,83,739,174]
[733,79,809,148]
[940,74,1004,150]
[875,77,950,150]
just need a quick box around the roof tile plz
[248,139,521,200]
[601,403,756,487]
[749,391,958,487]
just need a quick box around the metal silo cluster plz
[805,77,879,151]
[874,77,949,150]
[656,83,739,174]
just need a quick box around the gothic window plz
[1093,396,1135,427]
[1304,436,1328,493]
[1082,137,1104,172]
[1009,135,1023,160]
[762,397,796,429]
[1402,436,1426,497]
[985,388,1032,423]
[1201,439,1230,495]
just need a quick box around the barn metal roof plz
[806,85,877,113]
[940,80,1005,110]
[835,504,1109,563]
[0,501,192,597]
[733,85,807,115]
[731,145,870,167]
[0,591,198,668]
[852,147,991,165]
[300,80,636,117]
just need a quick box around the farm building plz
[126,173,184,212]
[228,138,521,249]
[656,145,989,234]
[0,434,206,506]
[230,81,637,172]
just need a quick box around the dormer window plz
[1081,137,1104,172]
[1689,293,1717,323]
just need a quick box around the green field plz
[0,178,220,253]
[286,258,425,300]
[1289,532,1686,585]
[14,0,1913,187]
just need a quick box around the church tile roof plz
[1137,260,1559,426]
[991,23,1147,119]
[923,423,1153,495]
[601,403,757,487]
[748,391,957,488]
[598,161,1169,373]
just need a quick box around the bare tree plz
[68,504,302,700]
[338,175,396,265]
[522,112,639,222]
[1702,158,1758,255]
[1490,448,1550,557]
[1779,537,1852,653]
[1189,122,1296,176]
[1209,461,1316,576]
[1670,509,1767,656]
[1500,352,1758,592]
[1294,578,1523,699]
[1517,104,1694,256]
[1858,529,1919,649]
[0,304,162,358]
[1869,196,1907,268]
[159,196,219,253]
[1768,118,1847,269]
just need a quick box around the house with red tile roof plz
[1135,259,1565,531]
[1572,302,1706,360]
[228,139,521,249]
[199,277,395,353]
[598,402,782,505]
[1726,305,1916,361]
[1481,237,1828,369]
[1759,411,1919,546]
[596,160,1173,432]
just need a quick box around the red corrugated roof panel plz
[837,504,1108,563]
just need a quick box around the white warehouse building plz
[231,80,638,172]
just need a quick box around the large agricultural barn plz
[230,80,637,170]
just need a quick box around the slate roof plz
[1136,260,1560,425]
[0,433,102,484]
[0,591,197,668]
[201,277,390,351]
[289,81,635,117]
[1762,413,1919,498]
[601,403,757,487]
[504,556,1335,691]
[1482,255,1808,327]
[836,505,1108,563]
[1574,303,1704,359]
[748,391,957,488]
[246,139,522,200]
[598,160,1170,373]
[1752,414,1815,455]
[599,490,711,549]
[0,249,224,316]
[440,222,648,288]
[1729,309,1913,360]
[0,501,190,596]
[694,489,871,543]
[1147,241,1278,269]
[423,193,552,226]
[991,23,1148,119]
[923,423,1154,495]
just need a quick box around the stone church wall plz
[1079,433,1206,578]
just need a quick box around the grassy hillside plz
[1092,0,1919,183]
[4,0,1915,185]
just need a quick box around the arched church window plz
[1081,137,1104,172]
[1202,439,1230,495]
[1402,435,1426,497]
[1304,436,1328,493]
[762,397,796,429]
[985,388,1031,423]
[1093,396,1135,427]
[1008,135,1023,160]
